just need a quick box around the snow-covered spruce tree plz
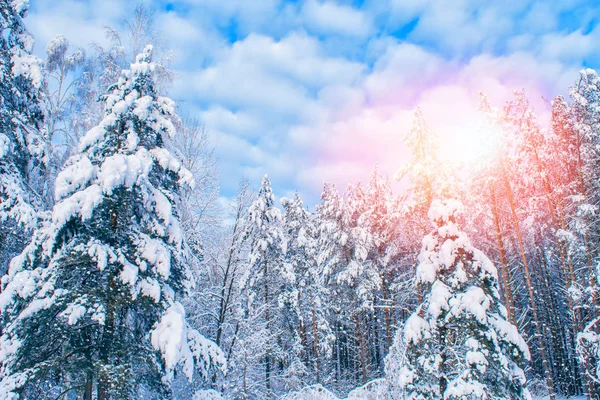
[570,68,600,398]
[359,167,402,353]
[0,46,224,399]
[0,0,45,274]
[316,181,377,390]
[237,175,292,398]
[395,199,531,399]
[281,193,333,388]
[396,109,456,221]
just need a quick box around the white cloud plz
[364,43,447,105]
[198,107,263,138]
[173,32,364,119]
[158,12,225,64]
[170,0,286,36]
[537,28,599,63]
[302,0,372,38]
[27,0,126,53]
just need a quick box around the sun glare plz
[438,120,500,168]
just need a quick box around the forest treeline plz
[1,2,600,399]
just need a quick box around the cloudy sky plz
[27,0,600,205]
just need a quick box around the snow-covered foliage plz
[280,384,339,400]
[193,389,225,400]
[281,193,334,386]
[396,109,457,217]
[232,175,300,398]
[392,199,531,399]
[346,379,390,400]
[278,379,390,400]
[577,317,600,390]
[0,46,223,398]
[0,0,45,274]
[567,70,600,395]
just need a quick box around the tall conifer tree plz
[395,199,531,399]
[0,46,224,399]
[0,0,45,273]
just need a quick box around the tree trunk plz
[355,313,367,384]
[490,185,516,324]
[243,352,248,400]
[97,276,116,400]
[83,371,93,400]
[311,303,321,383]
[335,320,341,384]
[382,272,392,349]
[502,163,556,398]
[264,259,272,397]
[439,325,447,396]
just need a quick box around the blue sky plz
[26,0,600,206]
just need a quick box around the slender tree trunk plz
[226,322,240,363]
[371,312,381,371]
[98,276,116,400]
[439,325,447,396]
[216,211,244,349]
[355,313,367,384]
[83,371,93,400]
[243,352,248,400]
[382,271,392,349]
[335,321,341,384]
[311,303,321,383]
[264,259,272,397]
[490,185,516,324]
[502,162,556,398]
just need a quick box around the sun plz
[438,119,500,168]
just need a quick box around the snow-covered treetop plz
[570,69,600,113]
[317,182,343,225]
[282,192,317,259]
[77,45,183,157]
[1,0,42,91]
[45,34,84,73]
[570,69,600,137]
[417,199,497,285]
[246,174,287,281]
[9,0,28,15]
[247,174,281,228]
[395,109,457,214]
[427,198,464,227]
[577,68,599,88]
[45,45,193,250]
[281,192,308,228]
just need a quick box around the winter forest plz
[2,1,600,399]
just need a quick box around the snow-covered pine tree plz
[569,68,600,398]
[396,109,452,221]
[395,199,531,399]
[237,175,291,398]
[281,193,333,387]
[359,166,402,353]
[314,183,353,389]
[316,183,346,284]
[0,46,224,399]
[0,0,45,274]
